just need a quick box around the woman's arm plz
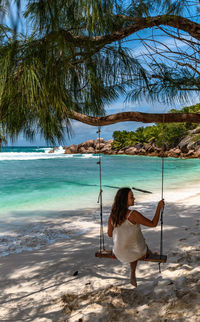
[107,215,114,237]
[129,199,165,227]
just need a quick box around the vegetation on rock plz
[112,104,200,150]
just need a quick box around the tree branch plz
[44,15,200,48]
[69,111,200,126]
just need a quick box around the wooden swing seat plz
[95,250,167,263]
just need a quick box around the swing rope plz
[158,115,165,273]
[95,123,167,265]
[97,126,105,251]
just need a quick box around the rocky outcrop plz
[194,147,200,158]
[124,146,138,155]
[178,137,191,154]
[63,138,116,155]
[178,132,200,152]
[168,148,181,158]
[49,131,200,158]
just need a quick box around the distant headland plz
[49,128,200,159]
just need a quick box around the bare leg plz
[130,261,137,287]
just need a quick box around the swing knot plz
[97,161,101,165]
[97,189,103,203]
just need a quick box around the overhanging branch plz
[44,15,200,48]
[69,111,200,126]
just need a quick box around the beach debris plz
[73,270,79,276]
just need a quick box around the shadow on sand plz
[0,202,199,321]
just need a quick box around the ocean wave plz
[0,152,66,160]
[0,221,91,258]
[49,146,65,154]
[82,154,99,158]
[36,147,52,152]
[0,151,98,161]
[0,209,108,258]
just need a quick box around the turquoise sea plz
[0,146,200,257]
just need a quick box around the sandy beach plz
[0,193,200,322]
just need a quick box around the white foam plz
[0,209,109,258]
[0,152,60,160]
[53,146,65,154]
[0,151,98,161]
[36,147,51,152]
[0,219,94,257]
[81,154,98,159]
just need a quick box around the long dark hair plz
[110,187,131,227]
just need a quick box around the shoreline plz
[1,177,200,259]
[60,135,200,159]
[0,191,200,321]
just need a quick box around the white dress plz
[113,211,147,263]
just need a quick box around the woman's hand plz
[158,199,165,209]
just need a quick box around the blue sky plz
[4,1,199,146]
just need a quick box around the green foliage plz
[169,104,200,130]
[112,123,188,150]
[0,126,7,151]
[112,125,161,150]
[170,103,200,114]
[1,1,200,144]
[0,1,146,144]
[112,130,136,150]
[191,134,200,143]
[156,123,187,148]
[112,104,200,150]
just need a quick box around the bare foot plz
[130,273,137,287]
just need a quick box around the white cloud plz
[105,100,137,113]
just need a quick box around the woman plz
[107,187,164,287]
